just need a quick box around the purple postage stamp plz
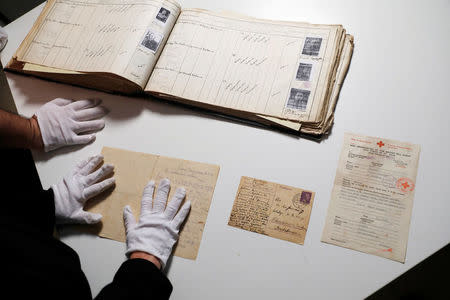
[300,191,312,205]
[292,191,312,208]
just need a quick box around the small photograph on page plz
[156,7,170,23]
[302,37,322,56]
[296,63,313,81]
[286,88,310,111]
[141,30,163,53]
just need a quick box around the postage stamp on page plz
[292,191,312,209]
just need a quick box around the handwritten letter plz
[86,147,220,260]
[228,176,315,244]
[321,133,421,263]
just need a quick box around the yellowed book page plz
[228,176,315,244]
[324,35,354,125]
[23,62,82,74]
[326,35,353,122]
[219,9,303,132]
[145,8,340,122]
[87,147,220,260]
[321,133,421,263]
[16,0,180,88]
[257,115,301,131]
[301,34,354,135]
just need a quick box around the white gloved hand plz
[123,179,191,269]
[0,27,7,51]
[52,154,115,224]
[35,98,108,152]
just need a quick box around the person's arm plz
[95,179,191,300]
[0,109,43,149]
[95,257,172,300]
[0,98,108,151]
[130,251,161,269]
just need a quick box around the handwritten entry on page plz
[228,176,315,244]
[19,0,181,87]
[146,9,339,123]
[86,147,220,260]
[321,133,421,263]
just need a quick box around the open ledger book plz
[6,0,354,136]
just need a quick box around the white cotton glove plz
[123,179,191,269]
[35,98,108,152]
[52,154,115,224]
[0,27,7,51]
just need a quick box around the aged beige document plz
[16,0,180,87]
[146,8,343,122]
[228,176,315,244]
[86,147,220,260]
[321,133,421,263]
[9,1,353,134]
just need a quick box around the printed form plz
[321,133,421,262]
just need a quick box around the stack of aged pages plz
[6,0,354,137]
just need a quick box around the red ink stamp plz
[396,177,415,192]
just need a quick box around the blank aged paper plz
[228,176,315,244]
[321,133,421,263]
[16,0,180,87]
[146,9,341,122]
[87,147,220,260]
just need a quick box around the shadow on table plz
[141,94,322,142]
[366,243,450,300]
[7,72,144,120]
[7,72,326,142]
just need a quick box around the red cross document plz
[321,133,421,263]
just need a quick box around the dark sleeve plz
[1,148,55,235]
[1,148,92,300]
[95,259,173,300]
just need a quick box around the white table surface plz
[2,1,450,299]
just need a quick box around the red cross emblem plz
[401,181,410,189]
[377,141,385,148]
[397,177,415,192]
